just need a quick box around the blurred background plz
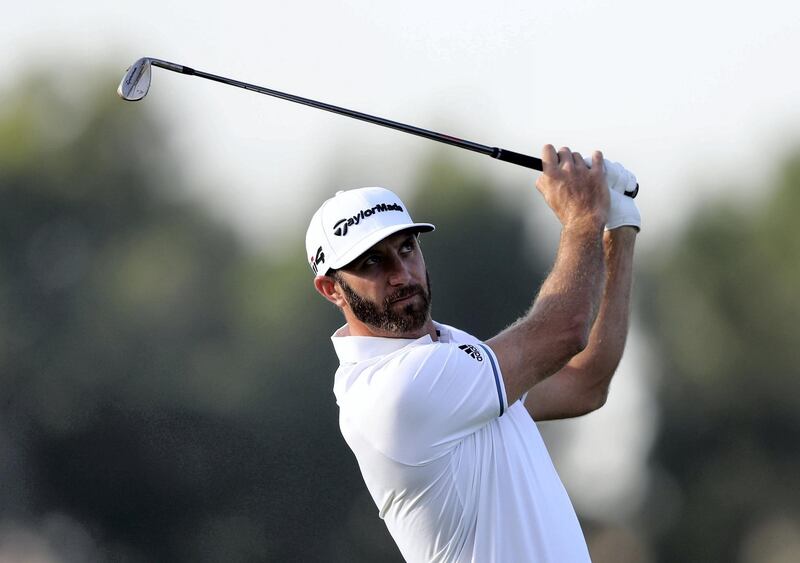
[1,1,799,561]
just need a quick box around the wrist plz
[563,215,607,237]
[603,226,638,251]
[604,225,639,239]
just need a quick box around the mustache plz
[385,284,425,305]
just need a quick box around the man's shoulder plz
[338,323,486,381]
[343,338,449,379]
[435,322,483,345]
[333,322,490,403]
[334,335,440,393]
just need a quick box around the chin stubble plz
[337,272,432,334]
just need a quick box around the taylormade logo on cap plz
[305,187,435,276]
[332,202,405,237]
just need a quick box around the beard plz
[337,271,432,335]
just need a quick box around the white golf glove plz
[607,189,640,231]
[585,157,641,231]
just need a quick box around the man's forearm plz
[524,227,637,419]
[489,220,607,403]
[568,227,636,376]
[531,221,608,353]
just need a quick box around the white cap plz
[305,187,435,276]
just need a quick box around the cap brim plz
[328,222,435,271]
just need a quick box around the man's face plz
[334,230,432,337]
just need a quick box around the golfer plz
[306,145,639,562]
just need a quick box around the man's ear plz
[314,275,347,308]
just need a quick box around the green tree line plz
[641,151,800,562]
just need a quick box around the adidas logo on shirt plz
[458,344,483,362]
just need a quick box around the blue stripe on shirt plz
[477,343,504,417]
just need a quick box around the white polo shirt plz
[332,321,591,563]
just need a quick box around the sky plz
[4,0,799,248]
[4,0,799,517]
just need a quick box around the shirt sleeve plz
[353,341,508,465]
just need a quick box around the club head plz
[117,58,152,101]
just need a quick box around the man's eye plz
[400,240,415,253]
[363,255,381,266]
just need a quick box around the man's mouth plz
[391,290,420,304]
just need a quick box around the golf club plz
[118,57,638,198]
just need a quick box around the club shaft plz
[150,60,544,172]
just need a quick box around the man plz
[306,145,639,562]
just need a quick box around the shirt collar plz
[331,322,450,364]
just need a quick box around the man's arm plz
[486,145,609,406]
[524,226,637,420]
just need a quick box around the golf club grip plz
[494,149,543,171]
[495,148,639,198]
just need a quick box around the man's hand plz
[602,160,641,231]
[536,145,610,232]
[584,158,637,196]
[578,156,642,231]
[607,190,641,231]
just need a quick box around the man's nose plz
[386,254,412,286]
